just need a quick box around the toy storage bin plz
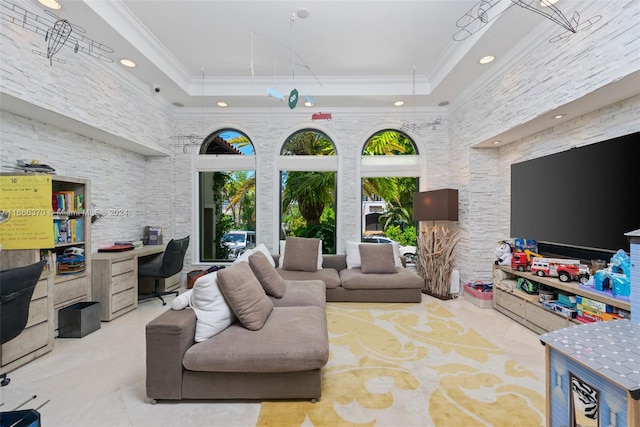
[463,283,494,309]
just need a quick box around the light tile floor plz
[0,291,545,427]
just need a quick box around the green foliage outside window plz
[384,224,418,247]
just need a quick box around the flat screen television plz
[510,131,640,259]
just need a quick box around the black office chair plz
[138,236,189,306]
[1,260,47,387]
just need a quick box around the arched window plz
[361,129,420,263]
[196,129,255,262]
[279,129,337,254]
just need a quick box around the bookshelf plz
[0,175,91,374]
[47,176,92,330]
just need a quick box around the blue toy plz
[513,238,537,253]
[593,249,631,298]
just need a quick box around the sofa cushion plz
[216,262,273,331]
[183,306,329,373]
[359,243,398,274]
[279,237,323,271]
[346,240,402,269]
[248,251,286,298]
[276,267,341,289]
[233,243,275,268]
[340,267,425,290]
[271,280,326,308]
[171,289,192,310]
[186,272,236,342]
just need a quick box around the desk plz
[91,245,169,321]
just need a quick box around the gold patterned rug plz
[256,299,545,427]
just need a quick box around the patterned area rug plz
[256,299,545,427]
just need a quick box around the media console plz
[492,265,630,334]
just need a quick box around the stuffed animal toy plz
[494,240,513,266]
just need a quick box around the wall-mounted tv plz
[511,131,639,258]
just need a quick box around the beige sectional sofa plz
[145,238,424,403]
[273,253,424,303]
[146,255,329,402]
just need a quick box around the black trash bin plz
[58,301,101,338]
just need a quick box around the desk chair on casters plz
[0,260,47,387]
[138,236,189,306]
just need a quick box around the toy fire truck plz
[530,257,590,283]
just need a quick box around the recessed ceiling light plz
[492,140,501,145]
[438,101,449,107]
[217,101,228,107]
[172,102,184,107]
[119,59,136,68]
[38,0,61,10]
[296,8,310,19]
[479,55,495,64]
[394,100,404,106]
[554,114,565,119]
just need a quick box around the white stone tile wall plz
[448,0,640,284]
[1,0,638,285]
[0,110,147,247]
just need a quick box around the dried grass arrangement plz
[415,224,459,299]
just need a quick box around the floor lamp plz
[413,189,459,299]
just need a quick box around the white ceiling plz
[21,0,553,109]
[3,0,638,148]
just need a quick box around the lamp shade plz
[413,189,458,221]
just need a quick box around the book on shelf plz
[40,249,55,272]
[52,191,83,213]
[53,217,84,244]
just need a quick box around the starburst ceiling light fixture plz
[453,0,601,43]
[1,0,114,65]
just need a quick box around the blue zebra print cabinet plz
[540,231,640,427]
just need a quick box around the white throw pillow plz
[189,271,236,342]
[346,240,402,269]
[233,243,275,267]
[278,239,323,270]
[171,289,193,310]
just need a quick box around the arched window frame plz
[193,128,256,264]
[359,128,423,252]
[360,128,421,178]
[277,127,339,253]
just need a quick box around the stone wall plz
[1,0,638,283]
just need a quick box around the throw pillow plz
[345,240,362,269]
[278,237,323,270]
[281,237,321,272]
[216,261,274,330]
[233,243,275,267]
[171,289,192,310]
[248,251,286,298]
[359,243,398,274]
[188,272,236,342]
[346,240,403,269]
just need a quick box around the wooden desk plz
[91,245,167,321]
